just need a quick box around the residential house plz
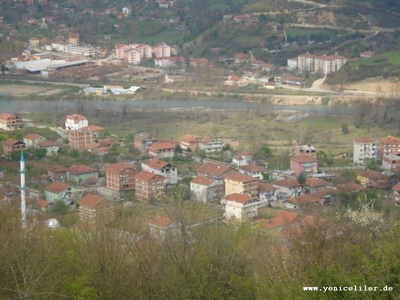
[338,182,367,193]
[250,59,264,70]
[134,132,159,153]
[0,113,21,130]
[36,199,53,212]
[155,56,186,70]
[179,134,200,151]
[357,170,387,187]
[3,138,26,156]
[29,37,40,46]
[273,178,301,200]
[233,14,249,23]
[190,175,224,203]
[86,142,108,156]
[105,162,137,192]
[47,165,68,182]
[381,136,400,170]
[232,151,252,166]
[153,42,171,58]
[77,194,114,224]
[148,142,175,159]
[262,63,275,74]
[38,141,59,156]
[224,173,259,198]
[392,182,400,207]
[361,51,375,58]
[69,125,104,150]
[353,137,377,164]
[310,188,337,205]
[149,216,176,240]
[135,171,166,202]
[287,57,298,70]
[258,183,278,204]
[190,58,210,68]
[197,162,238,178]
[65,114,88,131]
[282,75,305,86]
[238,164,267,180]
[67,165,98,184]
[44,181,71,202]
[234,53,248,65]
[222,193,259,220]
[68,32,79,46]
[290,155,318,176]
[23,133,46,148]
[141,158,177,186]
[199,136,225,154]
[304,178,329,194]
[224,75,241,86]
[284,194,320,209]
[258,210,298,231]
[296,144,317,158]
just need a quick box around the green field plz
[350,50,400,67]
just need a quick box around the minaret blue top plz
[20,151,24,162]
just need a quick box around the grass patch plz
[350,51,400,67]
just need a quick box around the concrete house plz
[3,138,26,156]
[273,178,301,200]
[198,136,225,154]
[65,114,88,131]
[134,132,159,153]
[222,193,259,220]
[0,113,21,130]
[179,134,200,151]
[38,141,59,156]
[141,158,177,186]
[23,133,47,148]
[258,183,278,204]
[357,170,387,187]
[224,173,259,198]
[284,194,320,209]
[238,164,267,180]
[353,137,377,164]
[47,165,68,182]
[190,175,224,203]
[77,194,114,224]
[148,142,175,159]
[105,162,137,192]
[304,178,329,194]
[290,155,318,176]
[44,181,71,202]
[67,165,99,184]
[197,162,238,178]
[135,170,166,202]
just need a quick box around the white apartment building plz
[353,137,377,164]
[141,158,178,186]
[153,42,171,58]
[65,114,88,131]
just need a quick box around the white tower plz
[19,151,27,229]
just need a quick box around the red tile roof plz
[45,181,70,193]
[339,182,367,192]
[84,124,104,132]
[358,170,386,180]
[225,193,255,204]
[142,158,170,170]
[149,215,172,227]
[258,210,298,230]
[304,178,329,188]
[273,178,300,188]
[239,164,267,173]
[286,194,319,206]
[135,170,165,181]
[23,133,41,140]
[354,137,376,143]
[191,175,218,187]
[311,188,337,198]
[258,183,277,192]
[180,134,198,143]
[225,172,257,183]
[78,194,106,208]
[66,114,86,124]
[0,113,15,120]
[198,162,233,177]
[37,199,51,208]
[105,162,136,174]
[48,165,67,173]
[68,164,98,175]
[38,141,58,147]
[149,142,175,150]
[393,182,400,191]
[381,135,400,145]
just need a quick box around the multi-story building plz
[141,158,177,185]
[315,55,347,75]
[131,43,153,59]
[68,125,104,150]
[224,173,259,198]
[105,162,137,192]
[296,144,317,158]
[0,113,20,130]
[86,142,108,156]
[65,114,88,131]
[135,170,166,202]
[179,134,200,151]
[273,178,301,199]
[222,193,259,220]
[258,183,277,204]
[125,48,141,64]
[290,156,318,176]
[115,44,130,59]
[298,53,316,72]
[77,194,114,224]
[238,164,267,180]
[381,135,400,157]
[3,138,26,156]
[65,44,97,57]
[353,137,377,164]
[47,165,68,182]
[68,32,80,46]
[190,175,224,203]
[148,142,175,158]
[199,136,225,154]
[152,42,171,58]
[134,132,159,153]
[197,162,238,178]
[287,57,298,70]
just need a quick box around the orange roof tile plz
[358,170,386,180]
[45,181,70,193]
[225,193,255,204]
[48,165,67,173]
[239,164,267,173]
[354,137,376,143]
[258,210,298,230]
[36,199,51,208]
[225,172,257,183]
[142,158,170,170]
[135,170,165,181]
[38,141,58,147]
[0,113,15,120]
[78,194,106,208]
[149,215,172,227]
[68,164,98,175]
[381,135,400,145]
[23,133,41,140]
[149,142,175,150]
[3,138,22,146]
[191,176,218,186]
[105,162,137,174]
[339,182,367,192]
[258,183,277,192]
[273,178,300,188]
[304,178,329,188]
[180,134,198,143]
[393,182,400,191]
[198,162,233,177]
[66,114,86,124]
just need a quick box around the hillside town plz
[1,111,399,237]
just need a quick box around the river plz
[0,98,355,116]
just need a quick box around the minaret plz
[19,151,27,229]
